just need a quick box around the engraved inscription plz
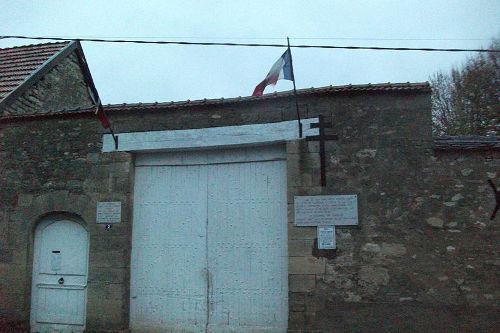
[96,201,122,224]
[294,195,358,226]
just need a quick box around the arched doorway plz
[30,216,89,332]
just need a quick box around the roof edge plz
[0,41,100,110]
[0,82,431,122]
[102,81,432,112]
[73,41,100,105]
[0,41,75,108]
[434,136,500,151]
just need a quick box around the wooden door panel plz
[130,164,208,332]
[207,158,288,332]
[31,219,88,332]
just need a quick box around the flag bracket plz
[95,100,119,150]
[109,127,119,150]
[306,115,338,187]
[287,37,302,138]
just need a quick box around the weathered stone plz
[358,266,389,293]
[380,243,407,257]
[16,193,33,207]
[356,148,377,159]
[344,291,362,302]
[426,217,444,228]
[461,168,473,176]
[486,172,496,179]
[289,295,306,312]
[289,257,325,274]
[361,243,381,253]
[289,239,313,257]
[399,297,414,302]
[289,274,316,292]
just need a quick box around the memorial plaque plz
[318,226,336,249]
[96,201,122,224]
[294,195,358,226]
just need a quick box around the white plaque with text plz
[294,195,358,226]
[318,226,336,249]
[96,201,122,224]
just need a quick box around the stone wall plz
[1,52,94,116]
[286,140,499,332]
[0,88,498,332]
[0,117,133,332]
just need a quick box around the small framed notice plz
[96,201,122,224]
[50,252,62,271]
[318,226,336,249]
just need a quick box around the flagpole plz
[96,100,119,150]
[109,121,119,150]
[287,37,302,138]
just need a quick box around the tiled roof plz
[0,42,70,101]
[0,82,431,121]
[100,82,431,112]
[434,136,500,151]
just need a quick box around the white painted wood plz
[130,145,288,332]
[103,118,318,152]
[130,164,208,332]
[135,144,286,167]
[30,218,89,333]
[207,158,288,332]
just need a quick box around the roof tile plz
[434,136,500,151]
[0,42,69,100]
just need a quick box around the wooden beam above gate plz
[102,118,319,152]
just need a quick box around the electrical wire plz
[1,35,499,53]
[3,34,494,41]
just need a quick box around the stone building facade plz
[0,42,498,332]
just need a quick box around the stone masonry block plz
[286,140,301,154]
[288,311,305,331]
[88,282,126,301]
[86,298,126,329]
[288,224,317,240]
[289,239,313,257]
[290,274,316,292]
[289,256,325,275]
[289,292,306,312]
[88,267,127,284]
[17,193,33,207]
[89,249,128,269]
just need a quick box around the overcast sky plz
[1,1,499,104]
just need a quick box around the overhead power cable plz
[2,34,493,41]
[1,35,499,53]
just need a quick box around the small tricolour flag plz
[252,49,293,96]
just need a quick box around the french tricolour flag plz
[252,49,293,96]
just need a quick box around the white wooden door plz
[131,145,288,332]
[207,160,288,332]
[30,219,89,333]
[130,164,209,332]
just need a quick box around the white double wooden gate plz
[130,145,288,332]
